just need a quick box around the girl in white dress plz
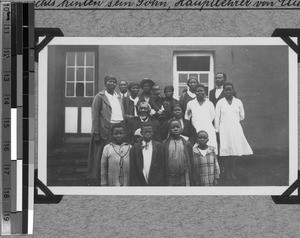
[185,84,218,152]
[215,83,253,180]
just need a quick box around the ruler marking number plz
[3,5,10,11]
[3,119,10,129]
[3,189,10,200]
[3,49,10,58]
[3,74,10,82]
[3,166,10,175]
[3,213,10,222]
[3,96,10,105]
[3,25,10,34]
[3,143,10,152]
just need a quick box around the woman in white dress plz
[185,84,217,152]
[215,83,253,180]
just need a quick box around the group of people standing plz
[87,73,253,187]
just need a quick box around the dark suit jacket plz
[126,117,162,144]
[209,88,236,107]
[130,140,166,186]
[123,96,135,119]
[209,88,225,107]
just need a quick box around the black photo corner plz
[34,28,64,204]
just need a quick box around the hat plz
[140,78,155,88]
[187,76,198,85]
[171,103,183,111]
[104,75,117,85]
[128,82,140,91]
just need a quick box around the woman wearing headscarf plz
[123,82,140,120]
[137,78,155,103]
[178,77,198,114]
[87,75,124,185]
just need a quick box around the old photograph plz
[38,37,297,195]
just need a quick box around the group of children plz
[100,118,219,187]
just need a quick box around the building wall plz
[47,45,289,152]
[96,45,289,151]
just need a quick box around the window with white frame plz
[65,52,95,97]
[173,51,214,99]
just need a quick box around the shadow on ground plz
[217,148,289,186]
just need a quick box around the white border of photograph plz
[38,37,298,195]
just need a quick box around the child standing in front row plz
[130,122,166,186]
[101,123,131,186]
[191,130,220,186]
[162,119,193,186]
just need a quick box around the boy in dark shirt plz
[161,86,178,122]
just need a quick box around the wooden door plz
[61,47,98,143]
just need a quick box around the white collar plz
[140,117,149,122]
[193,144,213,155]
[129,95,139,102]
[105,90,118,97]
[216,86,223,90]
[109,142,129,147]
[187,89,196,98]
[142,140,152,146]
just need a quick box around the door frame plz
[54,45,99,144]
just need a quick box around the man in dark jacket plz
[130,122,166,186]
[126,101,161,144]
[209,72,227,107]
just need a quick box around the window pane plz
[66,68,75,82]
[76,83,84,97]
[199,74,208,84]
[76,68,84,82]
[188,74,198,81]
[66,83,74,97]
[66,52,75,66]
[204,86,208,96]
[179,74,188,84]
[81,107,92,133]
[86,83,94,97]
[86,68,94,82]
[86,52,95,66]
[65,107,78,133]
[77,52,85,66]
[177,56,210,71]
